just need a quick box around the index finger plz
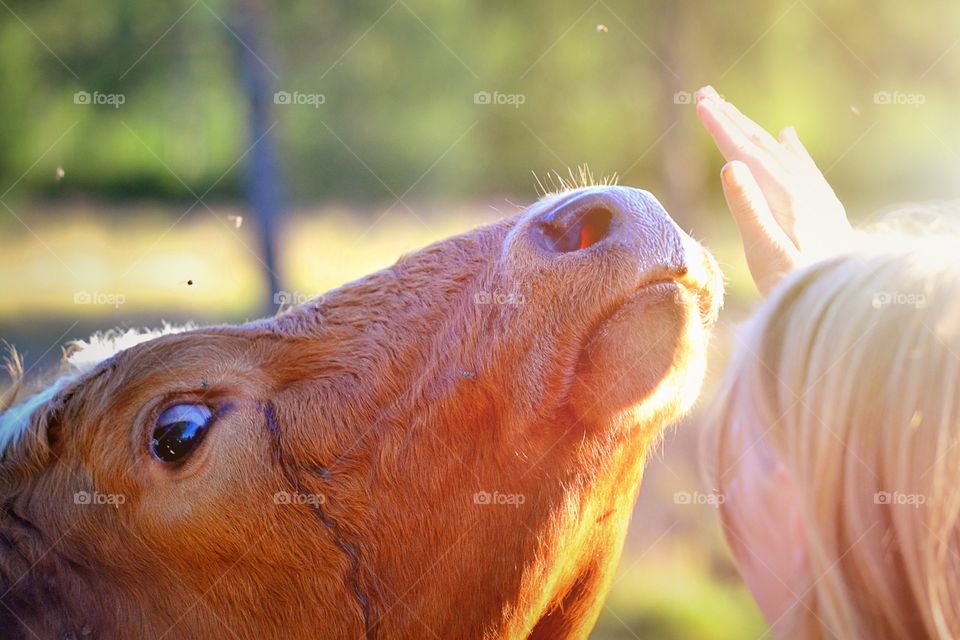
[696,96,749,159]
[696,96,793,210]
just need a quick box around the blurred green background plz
[2,0,959,637]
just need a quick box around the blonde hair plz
[705,233,960,639]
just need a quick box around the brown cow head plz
[0,186,721,639]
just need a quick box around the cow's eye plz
[150,403,214,464]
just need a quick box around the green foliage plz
[0,0,957,210]
[594,543,767,639]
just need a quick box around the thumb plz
[721,161,800,295]
[721,161,796,252]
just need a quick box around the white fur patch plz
[65,323,193,373]
[0,375,73,454]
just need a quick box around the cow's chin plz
[568,282,709,433]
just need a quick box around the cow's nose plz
[532,190,616,253]
[521,185,723,321]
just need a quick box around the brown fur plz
[0,186,722,639]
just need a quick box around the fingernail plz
[699,85,719,99]
[721,162,740,188]
[720,162,737,187]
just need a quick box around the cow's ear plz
[0,370,102,637]
[0,375,79,488]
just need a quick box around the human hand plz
[695,86,852,296]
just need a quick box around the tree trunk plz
[232,0,284,315]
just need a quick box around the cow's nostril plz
[535,205,613,254]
